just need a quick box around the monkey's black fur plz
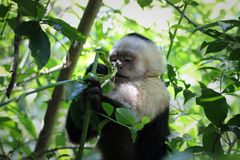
[65,34,169,160]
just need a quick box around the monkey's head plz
[109,33,166,83]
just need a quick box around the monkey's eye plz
[124,57,132,62]
[110,58,117,62]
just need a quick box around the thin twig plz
[166,3,188,59]
[165,0,219,39]
[76,53,99,160]
[0,79,79,107]
[0,139,6,157]
[227,136,238,155]
[6,14,21,98]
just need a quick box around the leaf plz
[219,20,240,32]
[12,0,46,19]
[167,0,182,4]
[196,88,228,127]
[184,146,204,153]
[102,103,114,116]
[0,5,10,18]
[167,64,176,82]
[97,119,110,134]
[223,84,235,93]
[173,84,183,99]
[205,40,229,54]
[197,66,220,71]
[171,24,185,30]
[200,41,208,50]
[137,0,153,8]
[227,126,240,139]
[202,124,224,154]
[188,1,199,6]
[115,108,136,126]
[44,16,85,42]
[229,48,240,60]
[15,21,38,36]
[28,24,51,69]
[183,89,196,104]
[227,114,240,127]
[0,117,22,139]
[64,82,87,100]
[8,107,37,138]
[55,131,66,146]
[15,21,51,68]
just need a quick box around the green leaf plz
[205,40,229,54]
[97,119,110,134]
[171,24,185,30]
[137,0,153,8]
[183,89,196,104]
[227,114,240,127]
[102,103,114,116]
[202,124,224,154]
[196,88,228,127]
[0,117,22,139]
[188,1,199,6]
[167,64,176,82]
[64,82,87,100]
[16,21,38,36]
[200,41,208,50]
[12,0,46,19]
[173,84,183,99]
[167,0,182,4]
[223,84,235,93]
[197,66,220,71]
[14,17,48,68]
[7,18,17,31]
[229,48,240,60]
[28,24,51,69]
[219,20,240,32]
[8,107,37,138]
[115,108,136,126]
[0,5,10,18]
[15,21,51,68]
[44,16,85,42]
[55,131,66,146]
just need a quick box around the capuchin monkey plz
[66,33,170,160]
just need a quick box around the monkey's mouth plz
[115,73,128,79]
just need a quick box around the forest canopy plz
[0,0,239,159]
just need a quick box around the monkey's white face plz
[109,35,166,83]
[109,48,146,83]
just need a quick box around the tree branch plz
[6,14,21,98]
[165,0,219,39]
[34,0,103,155]
[166,3,188,59]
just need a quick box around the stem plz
[165,0,219,39]
[6,13,21,98]
[227,136,238,155]
[166,3,188,59]
[92,53,99,74]
[75,101,92,160]
[0,79,79,107]
[96,112,130,129]
[0,139,6,156]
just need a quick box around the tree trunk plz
[34,0,103,155]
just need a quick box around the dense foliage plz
[0,0,239,159]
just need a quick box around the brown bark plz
[34,0,103,155]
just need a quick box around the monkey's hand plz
[83,78,103,112]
